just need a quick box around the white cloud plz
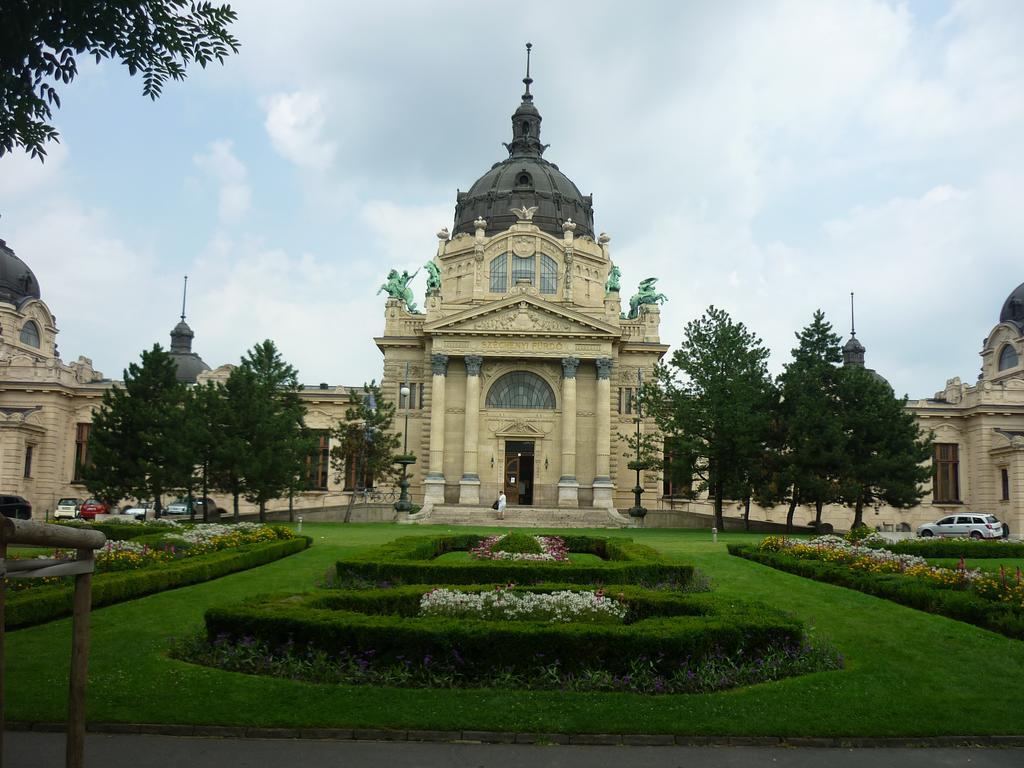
[0,140,69,202]
[264,90,336,169]
[193,140,251,222]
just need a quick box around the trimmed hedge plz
[868,538,1024,559]
[729,544,1024,639]
[54,520,160,541]
[336,534,694,587]
[5,536,311,629]
[204,585,803,675]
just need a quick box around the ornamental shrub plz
[491,532,542,555]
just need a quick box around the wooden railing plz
[0,518,107,768]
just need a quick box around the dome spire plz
[504,42,547,158]
[843,291,866,368]
[180,274,188,322]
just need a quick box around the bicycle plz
[363,488,397,504]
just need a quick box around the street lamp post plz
[627,368,647,520]
[395,362,416,514]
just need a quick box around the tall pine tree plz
[650,306,775,530]
[837,366,932,528]
[236,340,311,522]
[85,345,190,514]
[776,310,846,531]
[331,381,401,492]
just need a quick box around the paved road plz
[7,733,1024,768]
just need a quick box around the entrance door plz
[504,440,535,506]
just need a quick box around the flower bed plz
[193,584,838,693]
[420,586,627,623]
[335,534,696,588]
[4,524,310,629]
[469,534,569,562]
[730,536,1024,639]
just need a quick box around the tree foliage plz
[1,0,240,159]
[84,344,189,513]
[649,306,775,531]
[231,340,311,522]
[836,365,933,528]
[774,310,847,531]
[330,381,401,492]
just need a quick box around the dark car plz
[78,498,109,520]
[0,495,32,520]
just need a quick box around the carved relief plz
[463,305,576,333]
[512,236,536,258]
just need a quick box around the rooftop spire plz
[505,43,547,158]
[523,42,533,100]
[180,275,189,322]
[843,290,866,368]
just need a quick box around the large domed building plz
[374,60,667,524]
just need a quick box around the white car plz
[917,514,1004,540]
[54,497,82,520]
[121,501,153,521]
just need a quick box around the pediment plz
[423,295,616,337]
[493,420,547,437]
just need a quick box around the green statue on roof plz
[378,269,419,313]
[627,277,667,319]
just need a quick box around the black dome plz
[453,71,594,239]
[1000,282,1024,329]
[0,238,41,305]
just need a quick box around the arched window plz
[999,344,1019,371]
[19,320,40,348]
[512,255,534,285]
[486,372,556,409]
[540,254,557,294]
[489,253,507,293]
[516,172,532,187]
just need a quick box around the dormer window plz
[516,172,532,187]
[19,320,40,348]
[998,344,1019,371]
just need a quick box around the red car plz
[78,498,109,520]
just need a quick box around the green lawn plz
[6,523,1024,736]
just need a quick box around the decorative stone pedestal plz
[458,475,481,505]
[592,477,615,510]
[423,474,446,512]
[557,478,579,508]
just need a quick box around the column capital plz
[596,357,614,380]
[431,353,449,376]
[561,356,581,379]
[464,355,483,376]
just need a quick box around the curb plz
[8,722,1024,748]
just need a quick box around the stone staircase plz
[409,504,632,529]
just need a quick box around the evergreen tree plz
[236,340,311,522]
[649,306,774,530]
[84,345,189,514]
[836,366,933,528]
[210,365,253,521]
[190,382,225,522]
[331,382,401,492]
[775,310,847,531]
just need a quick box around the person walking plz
[497,491,507,521]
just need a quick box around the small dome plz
[168,318,210,383]
[999,281,1024,329]
[0,238,41,305]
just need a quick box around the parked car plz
[917,514,1004,540]
[54,497,82,520]
[0,494,32,520]
[78,498,109,520]
[164,497,217,516]
[120,501,153,520]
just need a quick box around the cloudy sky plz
[2,0,1022,398]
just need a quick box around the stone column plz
[459,355,483,505]
[558,356,580,508]
[423,353,448,508]
[593,357,615,509]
